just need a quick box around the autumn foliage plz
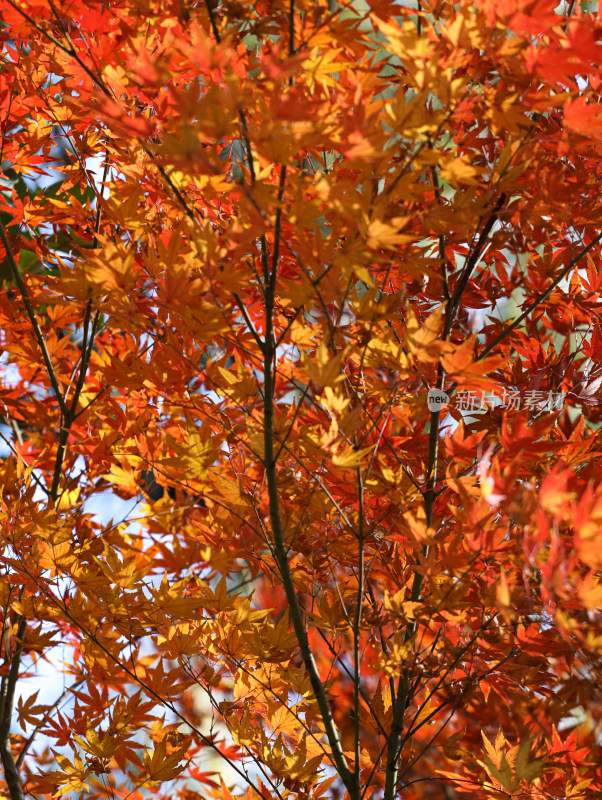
[0,0,601,799]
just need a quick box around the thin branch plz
[446,193,506,337]
[274,305,303,348]
[314,627,390,740]
[402,650,516,747]
[274,382,310,462]
[259,0,354,790]
[262,157,357,800]
[203,0,221,42]
[353,465,365,784]
[271,165,288,293]
[233,293,265,354]
[0,222,69,420]
[478,231,602,360]
[0,617,26,800]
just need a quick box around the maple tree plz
[0,0,601,799]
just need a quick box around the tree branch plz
[384,195,507,800]
[262,177,357,800]
[353,465,365,784]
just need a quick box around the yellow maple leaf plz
[440,154,481,188]
[74,727,117,759]
[480,729,543,793]
[103,464,140,495]
[283,734,323,782]
[51,751,90,797]
[332,444,373,469]
[164,429,214,479]
[266,700,303,738]
[302,341,345,388]
[144,737,188,783]
[365,217,414,249]
[56,486,80,511]
[405,306,446,362]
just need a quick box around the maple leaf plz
[440,154,482,188]
[564,97,602,138]
[302,341,345,388]
[73,726,118,760]
[480,730,544,793]
[365,218,414,249]
[50,750,90,797]
[143,736,188,783]
[404,306,446,363]
[266,700,303,738]
[331,444,374,469]
[442,338,503,389]
[16,691,49,730]
[284,734,324,783]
